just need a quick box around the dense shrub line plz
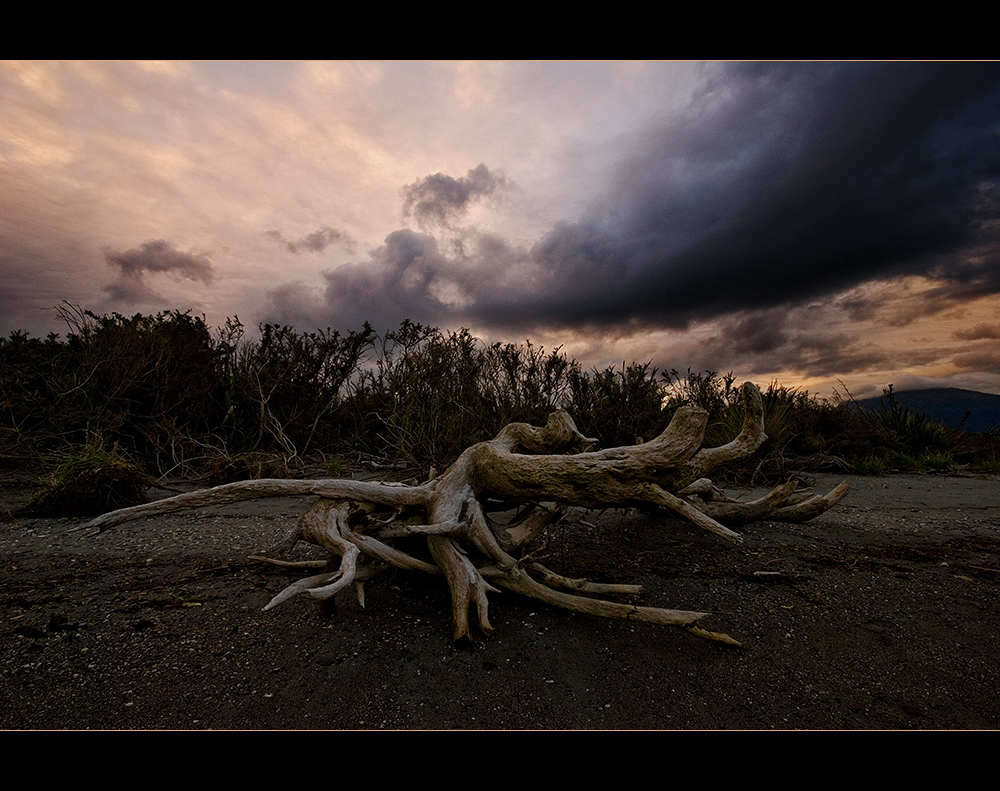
[2,307,997,484]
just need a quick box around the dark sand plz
[2,472,998,730]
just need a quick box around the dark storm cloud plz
[953,346,1000,372]
[266,226,355,254]
[277,63,1000,343]
[318,229,469,332]
[834,292,889,323]
[694,305,891,379]
[106,239,214,281]
[104,240,214,304]
[401,164,509,229]
[954,322,1000,341]
[471,61,1000,331]
[265,282,328,330]
[721,312,788,356]
[103,276,158,304]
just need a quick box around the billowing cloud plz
[266,226,355,254]
[687,303,892,380]
[474,62,1000,332]
[954,322,1000,341]
[106,239,214,281]
[265,281,328,330]
[401,164,509,229]
[104,239,214,303]
[953,346,1000,372]
[277,63,1000,350]
[7,61,999,395]
[318,229,479,332]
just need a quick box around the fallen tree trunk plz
[82,383,848,646]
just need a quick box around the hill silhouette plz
[853,388,1000,433]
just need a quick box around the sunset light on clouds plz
[3,60,999,398]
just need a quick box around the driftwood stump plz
[83,383,848,646]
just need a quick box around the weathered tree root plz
[82,383,848,647]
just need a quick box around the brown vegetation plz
[2,306,997,497]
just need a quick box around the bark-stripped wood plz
[82,382,848,646]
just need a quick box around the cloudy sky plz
[3,61,1000,398]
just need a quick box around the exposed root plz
[82,382,849,647]
[429,536,498,641]
[685,626,744,647]
[484,564,714,629]
[499,503,566,552]
[645,485,745,543]
[525,563,643,595]
[247,556,327,569]
[772,481,851,522]
[693,482,798,525]
[265,569,345,611]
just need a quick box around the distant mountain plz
[853,388,1000,433]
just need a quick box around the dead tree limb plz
[82,382,848,646]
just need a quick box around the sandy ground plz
[1,471,998,730]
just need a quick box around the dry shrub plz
[19,447,148,517]
[196,451,298,486]
[348,322,585,467]
[10,308,995,483]
[567,362,667,448]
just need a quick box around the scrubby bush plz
[0,329,70,458]
[347,322,584,466]
[661,371,827,483]
[4,307,997,488]
[869,385,956,456]
[216,318,374,459]
[18,442,149,516]
[852,456,888,476]
[0,306,225,470]
[567,362,668,448]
